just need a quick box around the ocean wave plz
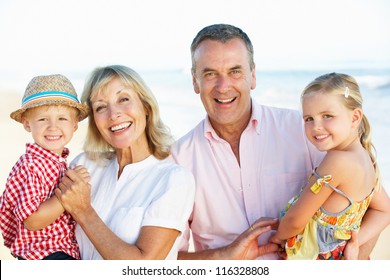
[355,75,390,89]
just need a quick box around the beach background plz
[1,69,389,260]
[1,0,390,260]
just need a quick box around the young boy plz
[0,74,89,260]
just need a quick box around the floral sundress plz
[280,169,374,260]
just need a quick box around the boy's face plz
[21,105,79,155]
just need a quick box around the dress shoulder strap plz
[312,168,353,205]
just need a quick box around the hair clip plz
[344,87,350,98]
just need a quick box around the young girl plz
[269,72,390,260]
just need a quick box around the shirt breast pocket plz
[261,172,308,215]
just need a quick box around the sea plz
[0,68,390,264]
[2,68,390,190]
[133,68,390,192]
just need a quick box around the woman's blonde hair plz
[81,65,174,161]
[301,72,381,191]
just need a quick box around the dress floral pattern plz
[280,169,374,260]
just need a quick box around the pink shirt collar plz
[204,99,261,142]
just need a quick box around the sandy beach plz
[0,88,389,260]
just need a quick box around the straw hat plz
[10,74,89,123]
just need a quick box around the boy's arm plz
[23,165,90,231]
[23,195,65,231]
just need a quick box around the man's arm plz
[356,187,390,259]
[178,218,280,260]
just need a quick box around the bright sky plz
[0,0,389,78]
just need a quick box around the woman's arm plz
[75,205,179,259]
[55,167,180,259]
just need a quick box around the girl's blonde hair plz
[301,72,381,191]
[81,65,174,161]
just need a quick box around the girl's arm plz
[271,177,333,241]
[270,152,344,242]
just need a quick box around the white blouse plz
[71,153,195,260]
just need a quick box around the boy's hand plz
[72,165,90,183]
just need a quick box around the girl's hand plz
[268,233,284,246]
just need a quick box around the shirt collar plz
[26,143,69,162]
[203,99,261,141]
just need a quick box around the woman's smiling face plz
[90,77,148,151]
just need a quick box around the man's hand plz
[222,218,280,259]
[344,230,359,260]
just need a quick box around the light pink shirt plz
[171,99,324,259]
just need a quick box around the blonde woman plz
[56,65,195,260]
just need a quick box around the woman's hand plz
[55,165,92,219]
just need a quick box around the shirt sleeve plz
[10,163,49,222]
[142,166,195,233]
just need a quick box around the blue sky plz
[0,0,389,78]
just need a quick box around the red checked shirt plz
[0,143,79,259]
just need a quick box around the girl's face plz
[90,77,149,152]
[302,92,359,152]
[22,105,78,155]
